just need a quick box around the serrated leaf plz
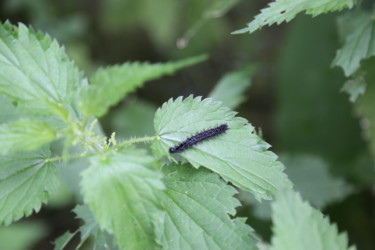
[156,164,258,250]
[240,154,352,220]
[81,149,165,250]
[341,73,367,102]
[80,55,207,117]
[0,22,85,116]
[152,96,291,200]
[0,119,56,155]
[332,12,375,77]
[209,65,254,109]
[233,0,356,34]
[0,146,58,225]
[270,189,356,250]
[54,231,78,250]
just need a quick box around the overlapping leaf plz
[0,22,85,116]
[333,12,375,77]
[233,0,356,34]
[209,66,254,109]
[270,189,355,250]
[152,96,291,200]
[80,55,207,117]
[0,147,58,225]
[0,119,56,155]
[81,149,165,250]
[157,164,257,249]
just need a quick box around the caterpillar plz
[169,124,228,153]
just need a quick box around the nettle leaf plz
[157,164,258,250]
[270,189,355,250]
[333,12,375,77]
[233,0,356,34]
[80,55,207,117]
[152,96,291,200]
[81,149,165,250]
[0,119,56,155]
[0,22,85,116]
[209,66,254,109]
[0,146,58,225]
[341,73,367,102]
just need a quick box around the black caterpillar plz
[169,124,228,153]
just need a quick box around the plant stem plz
[44,153,96,163]
[109,136,158,151]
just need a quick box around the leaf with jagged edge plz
[0,22,86,118]
[233,0,356,34]
[80,55,207,117]
[54,205,116,250]
[81,149,165,250]
[270,189,356,250]
[209,65,254,109]
[152,96,291,200]
[333,12,375,77]
[156,164,258,249]
[341,73,367,102]
[0,119,56,155]
[0,146,58,225]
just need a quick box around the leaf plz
[209,65,254,109]
[233,0,356,34]
[332,12,375,77]
[80,55,208,117]
[0,146,58,225]
[0,119,56,155]
[0,221,47,250]
[156,164,258,250]
[240,154,352,220]
[152,96,291,200]
[0,95,21,124]
[81,149,165,250]
[54,231,78,250]
[270,189,356,250]
[341,73,366,102]
[0,22,85,117]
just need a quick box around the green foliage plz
[341,73,367,102]
[81,149,165,250]
[80,55,207,117]
[152,96,291,200]
[270,189,355,250]
[0,119,56,154]
[333,12,375,77]
[157,164,258,249]
[0,147,58,225]
[0,22,85,117]
[209,66,254,109]
[234,0,356,34]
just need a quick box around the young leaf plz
[81,149,165,250]
[0,119,56,155]
[0,22,85,116]
[157,164,258,250]
[79,55,207,117]
[341,73,366,102]
[233,0,356,34]
[0,146,58,225]
[152,96,291,200]
[332,12,375,77]
[270,189,355,250]
[209,65,254,109]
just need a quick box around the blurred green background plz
[0,0,374,249]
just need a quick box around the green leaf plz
[54,231,78,250]
[0,95,21,124]
[152,96,291,200]
[81,149,165,250]
[157,164,258,250]
[0,146,58,225]
[233,0,356,34]
[270,189,355,250]
[0,22,85,116]
[333,12,375,77]
[80,55,208,117]
[0,119,56,155]
[209,65,254,109]
[0,221,47,250]
[240,154,352,220]
[341,73,366,102]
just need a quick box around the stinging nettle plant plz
[0,0,361,246]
